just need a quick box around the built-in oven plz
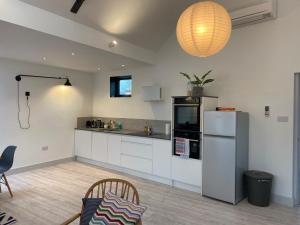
[173,130,201,159]
[173,97,201,132]
[172,96,202,160]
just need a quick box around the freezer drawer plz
[203,135,236,203]
[204,111,236,137]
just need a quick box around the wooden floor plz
[0,161,299,225]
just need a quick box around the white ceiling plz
[0,20,148,73]
[19,0,265,51]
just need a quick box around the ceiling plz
[0,20,148,73]
[19,0,265,51]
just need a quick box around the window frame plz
[110,75,132,98]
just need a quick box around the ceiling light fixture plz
[176,1,232,57]
[109,40,118,48]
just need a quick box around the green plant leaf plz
[200,70,212,81]
[202,78,215,86]
[180,72,191,81]
[193,74,202,85]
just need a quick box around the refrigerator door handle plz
[204,134,235,139]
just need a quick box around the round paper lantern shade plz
[176,1,232,57]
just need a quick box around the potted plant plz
[180,70,214,96]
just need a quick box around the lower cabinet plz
[120,155,153,174]
[107,135,122,166]
[120,136,153,174]
[153,139,172,179]
[75,130,92,159]
[75,130,203,191]
[92,132,108,163]
[171,156,202,186]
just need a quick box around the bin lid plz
[245,170,273,180]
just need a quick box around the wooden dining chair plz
[61,178,142,225]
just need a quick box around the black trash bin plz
[244,170,273,207]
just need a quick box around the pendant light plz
[176,1,232,57]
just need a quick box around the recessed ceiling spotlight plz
[109,40,118,48]
[42,57,47,61]
[71,52,76,56]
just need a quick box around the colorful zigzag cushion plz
[89,192,146,225]
[0,211,17,225]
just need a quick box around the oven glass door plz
[174,105,200,131]
[173,130,201,159]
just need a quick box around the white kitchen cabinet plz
[92,132,108,163]
[108,135,122,166]
[121,139,153,159]
[153,139,172,178]
[121,154,152,174]
[120,136,153,173]
[75,130,92,159]
[172,156,202,187]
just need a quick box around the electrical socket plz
[41,146,48,151]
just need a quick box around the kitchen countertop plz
[75,128,171,140]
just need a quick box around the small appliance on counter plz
[85,119,104,128]
[202,111,249,204]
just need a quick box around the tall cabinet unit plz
[171,96,218,189]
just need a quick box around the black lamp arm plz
[15,74,69,82]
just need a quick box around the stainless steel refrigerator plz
[203,111,249,204]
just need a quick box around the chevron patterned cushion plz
[0,211,17,225]
[89,192,146,225]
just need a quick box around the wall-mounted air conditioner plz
[230,0,277,29]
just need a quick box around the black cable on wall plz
[17,81,31,129]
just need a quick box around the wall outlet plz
[41,146,48,151]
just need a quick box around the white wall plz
[0,58,93,169]
[93,0,300,203]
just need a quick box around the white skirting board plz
[77,156,173,186]
[7,157,75,175]
[76,157,202,194]
[5,156,294,207]
[76,157,294,207]
[272,194,294,207]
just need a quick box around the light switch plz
[265,106,270,117]
[277,116,288,123]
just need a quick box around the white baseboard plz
[7,157,75,175]
[6,156,294,208]
[172,180,202,193]
[272,194,294,207]
[77,157,173,186]
[76,157,203,193]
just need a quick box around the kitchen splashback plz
[77,117,171,134]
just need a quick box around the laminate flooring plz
[0,161,299,225]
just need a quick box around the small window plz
[110,75,132,97]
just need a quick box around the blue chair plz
[0,146,17,198]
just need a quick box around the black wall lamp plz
[15,74,72,86]
[15,74,72,130]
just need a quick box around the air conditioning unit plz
[230,0,277,29]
